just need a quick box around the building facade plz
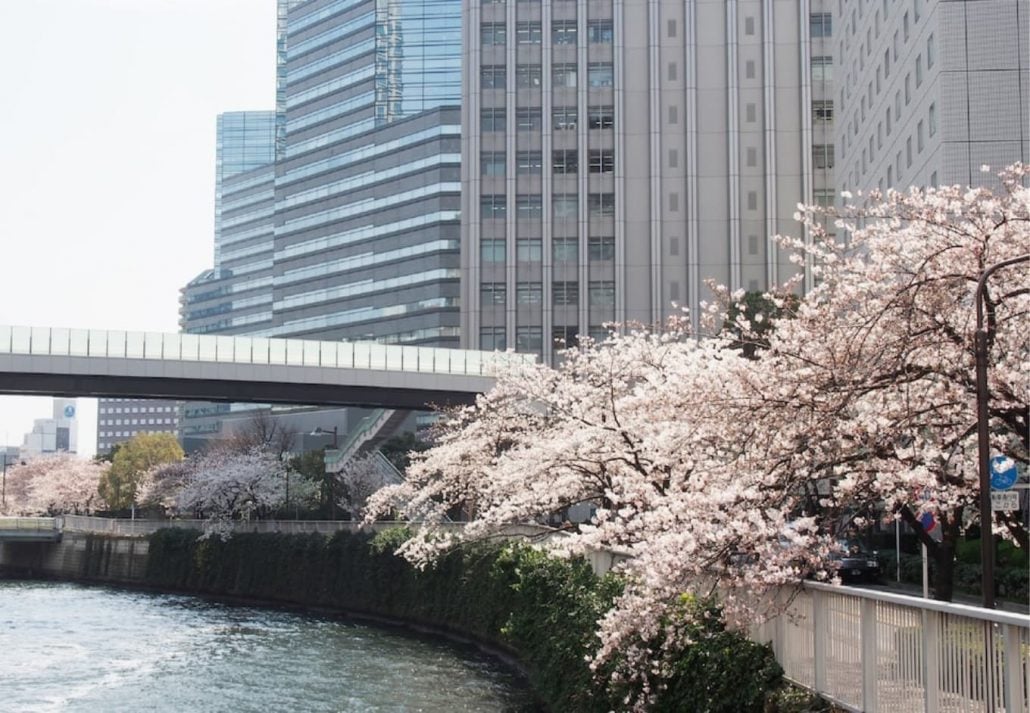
[460,0,835,362]
[96,399,180,456]
[834,0,1028,194]
[21,398,79,458]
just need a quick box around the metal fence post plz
[813,588,827,694]
[922,609,939,712]
[1003,623,1025,713]
[861,597,879,713]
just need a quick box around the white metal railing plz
[0,325,535,377]
[753,581,1030,713]
[0,516,60,532]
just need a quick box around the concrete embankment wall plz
[0,534,148,583]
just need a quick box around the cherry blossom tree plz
[335,453,401,517]
[2,454,107,515]
[169,448,286,537]
[365,165,1029,708]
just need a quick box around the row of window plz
[480,105,613,131]
[482,63,614,90]
[481,149,614,176]
[480,281,615,307]
[481,193,615,219]
[847,102,937,189]
[481,20,613,46]
[99,406,177,415]
[99,418,178,427]
[479,236,615,263]
[480,325,613,354]
[98,428,175,442]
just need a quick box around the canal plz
[0,580,537,712]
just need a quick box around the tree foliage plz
[98,432,183,510]
[2,453,107,515]
[366,165,1030,708]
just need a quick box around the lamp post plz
[973,253,1029,609]
[310,426,339,519]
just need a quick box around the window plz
[884,48,890,77]
[668,62,678,81]
[480,327,506,351]
[589,149,614,174]
[553,195,578,219]
[746,103,756,123]
[588,235,615,261]
[745,17,755,35]
[481,23,506,46]
[916,55,923,87]
[517,283,542,304]
[813,189,834,207]
[481,195,507,219]
[811,56,833,81]
[906,136,912,167]
[669,19,678,38]
[813,100,833,122]
[813,144,835,169]
[516,326,543,352]
[553,149,578,174]
[517,238,543,261]
[589,281,616,306]
[927,34,935,68]
[894,91,901,120]
[588,63,614,88]
[481,107,506,131]
[552,325,579,349]
[481,65,506,89]
[588,105,614,130]
[928,103,936,137]
[553,281,579,305]
[553,20,577,45]
[553,237,578,262]
[553,106,577,130]
[914,0,921,23]
[516,194,542,219]
[887,165,893,186]
[481,238,506,262]
[587,20,613,44]
[905,74,911,104]
[481,283,506,305]
[917,120,924,152]
[516,151,542,175]
[481,151,506,176]
[553,64,577,88]
[516,21,542,44]
[745,61,755,80]
[516,107,542,131]
[517,64,542,88]
[810,13,832,38]
[588,193,615,218]
[903,12,910,41]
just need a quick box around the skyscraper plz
[834,0,1028,194]
[460,1,835,362]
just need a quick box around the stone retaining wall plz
[0,534,148,583]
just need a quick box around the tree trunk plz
[931,517,961,602]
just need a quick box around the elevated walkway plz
[0,326,533,410]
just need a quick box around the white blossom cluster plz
[1,454,107,516]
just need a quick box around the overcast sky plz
[0,0,277,457]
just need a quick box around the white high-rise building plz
[835,0,1029,194]
[20,398,79,458]
[460,0,836,363]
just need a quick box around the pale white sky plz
[0,0,277,457]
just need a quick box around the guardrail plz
[0,517,60,532]
[753,581,1030,712]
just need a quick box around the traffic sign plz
[991,491,1020,511]
[990,455,1018,490]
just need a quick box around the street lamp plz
[973,253,1029,609]
[310,426,340,519]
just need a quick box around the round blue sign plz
[990,455,1018,491]
[63,405,76,418]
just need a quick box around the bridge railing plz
[752,581,1030,713]
[0,325,535,377]
[0,517,60,532]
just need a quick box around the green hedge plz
[878,551,1029,602]
[145,528,786,712]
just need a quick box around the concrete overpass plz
[0,326,532,410]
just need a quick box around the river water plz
[0,580,536,712]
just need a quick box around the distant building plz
[20,398,78,458]
[95,398,180,456]
[835,0,1029,194]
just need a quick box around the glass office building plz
[214,111,276,267]
[269,0,463,346]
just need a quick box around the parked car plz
[831,540,881,583]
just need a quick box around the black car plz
[831,541,881,583]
